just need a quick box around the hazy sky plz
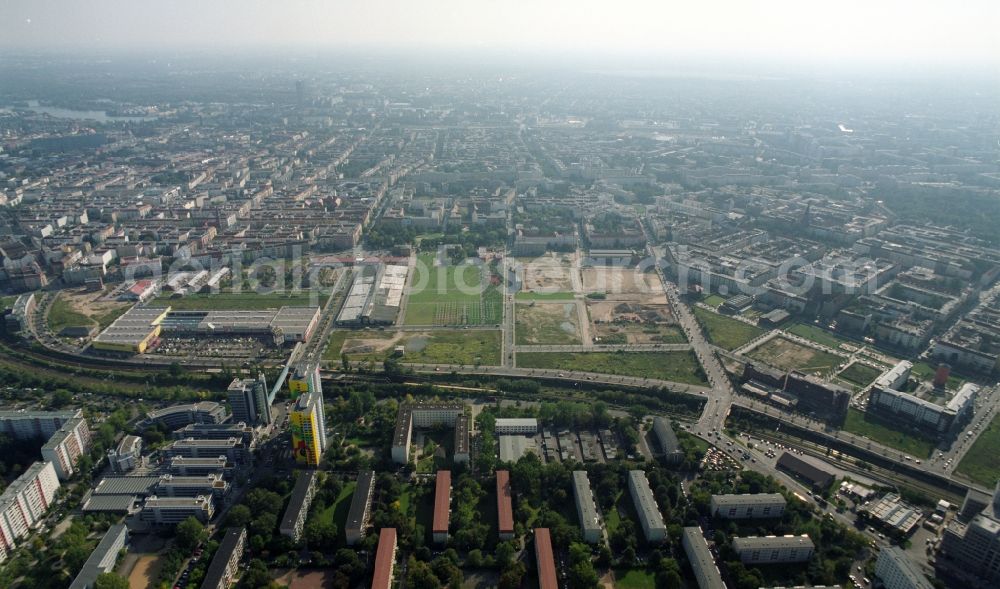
[3,0,999,68]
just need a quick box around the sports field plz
[403,254,501,325]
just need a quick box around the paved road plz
[300,268,353,366]
[512,343,692,353]
[396,362,712,395]
[643,242,735,433]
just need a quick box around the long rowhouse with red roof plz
[432,470,451,544]
[534,527,558,589]
[497,470,514,540]
[371,528,397,589]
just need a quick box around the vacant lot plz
[402,330,502,365]
[149,291,317,310]
[328,329,502,365]
[956,414,1000,486]
[748,336,844,375]
[516,351,706,385]
[843,408,936,458]
[516,302,581,345]
[518,254,575,293]
[588,300,683,344]
[581,266,663,296]
[48,292,95,333]
[693,307,766,350]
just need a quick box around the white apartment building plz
[710,493,787,519]
[732,535,815,564]
[495,418,539,435]
[628,470,666,542]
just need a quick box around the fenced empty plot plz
[516,302,582,345]
[580,266,664,297]
[748,336,844,375]
[517,254,575,293]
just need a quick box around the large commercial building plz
[732,535,815,564]
[534,528,558,589]
[155,474,229,499]
[165,438,248,464]
[279,471,318,542]
[497,470,514,541]
[139,495,214,525]
[710,493,787,519]
[433,471,452,544]
[200,527,247,589]
[142,402,227,430]
[152,306,320,345]
[172,423,257,447]
[939,482,1000,587]
[628,470,666,542]
[776,452,836,490]
[0,461,61,562]
[682,527,725,589]
[875,546,934,589]
[391,403,469,465]
[226,375,271,426]
[371,528,398,589]
[91,305,168,353]
[861,493,922,536]
[652,417,684,465]
[289,390,327,466]
[67,524,129,589]
[107,435,142,474]
[169,456,230,477]
[345,470,375,545]
[336,264,408,326]
[572,471,602,543]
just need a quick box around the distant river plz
[17,100,155,122]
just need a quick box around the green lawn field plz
[843,408,936,458]
[693,307,766,350]
[956,414,1000,486]
[516,351,707,385]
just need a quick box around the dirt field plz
[273,569,336,588]
[748,336,845,374]
[587,300,673,323]
[516,302,581,345]
[517,254,575,292]
[126,554,165,589]
[581,266,665,299]
[339,330,401,356]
